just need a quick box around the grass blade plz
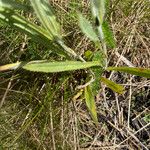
[23,61,101,73]
[107,67,150,78]
[100,77,125,94]
[84,85,98,124]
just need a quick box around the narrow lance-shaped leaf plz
[90,0,105,24]
[84,85,98,124]
[107,67,150,78]
[0,7,53,42]
[100,77,125,94]
[0,0,32,11]
[78,13,99,42]
[102,21,116,48]
[30,0,79,59]
[90,0,106,40]
[0,8,67,56]
[30,0,61,38]
[0,61,101,72]
[91,51,104,95]
[23,61,101,73]
[0,0,80,59]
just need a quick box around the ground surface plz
[0,0,150,149]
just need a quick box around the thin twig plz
[0,76,13,108]
[50,104,56,150]
[117,123,150,148]
[127,75,132,128]
[76,76,95,89]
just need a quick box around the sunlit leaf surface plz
[100,77,125,94]
[107,67,150,78]
[23,61,101,73]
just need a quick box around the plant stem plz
[97,25,107,68]
[57,39,85,62]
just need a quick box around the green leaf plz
[30,0,78,58]
[92,50,105,67]
[23,61,101,73]
[102,21,116,48]
[90,0,105,24]
[91,51,104,95]
[84,50,93,61]
[91,67,103,95]
[0,7,67,57]
[107,67,150,78]
[84,85,98,124]
[30,0,61,38]
[0,7,53,41]
[0,0,32,11]
[100,77,125,94]
[78,13,99,42]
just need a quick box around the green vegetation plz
[0,0,150,149]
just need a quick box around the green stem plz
[57,39,85,62]
[97,25,107,68]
